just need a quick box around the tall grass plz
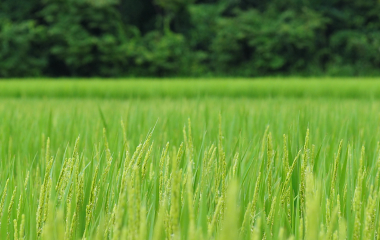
[0,96,380,239]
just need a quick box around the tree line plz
[1,0,380,77]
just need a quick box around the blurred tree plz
[1,0,380,77]
[38,0,129,76]
[0,19,47,77]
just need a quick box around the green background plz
[1,0,380,77]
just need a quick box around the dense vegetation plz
[1,80,380,239]
[1,0,380,77]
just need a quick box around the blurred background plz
[1,0,380,78]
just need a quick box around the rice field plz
[1,80,380,239]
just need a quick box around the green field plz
[0,80,380,239]
[2,78,380,99]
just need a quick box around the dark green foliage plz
[210,9,328,75]
[1,0,380,77]
[39,0,129,76]
[133,31,189,76]
[0,20,47,77]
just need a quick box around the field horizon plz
[1,78,380,99]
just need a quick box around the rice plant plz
[0,93,379,239]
